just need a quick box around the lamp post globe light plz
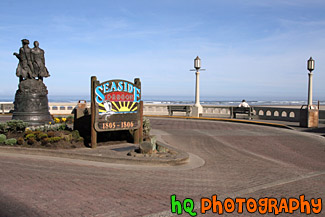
[307,57,315,72]
[307,57,315,107]
[194,56,201,70]
[192,56,204,117]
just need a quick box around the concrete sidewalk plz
[1,117,324,216]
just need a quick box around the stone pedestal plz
[12,79,53,126]
[300,105,319,128]
[192,106,202,117]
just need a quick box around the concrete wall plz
[253,106,300,122]
[1,102,325,123]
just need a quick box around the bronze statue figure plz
[13,39,34,82]
[31,41,50,80]
[13,39,50,82]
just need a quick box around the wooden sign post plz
[90,76,143,148]
[91,76,98,148]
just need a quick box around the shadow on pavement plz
[301,127,325,137]
[0,193,43,217]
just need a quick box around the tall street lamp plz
[300,56,318,128]
[190,56,205,117]
[307,57,315,107]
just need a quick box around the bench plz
[167,105,191,116]
[232,107,253,119]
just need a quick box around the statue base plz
[12,79,53,126]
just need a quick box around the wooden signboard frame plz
[90,76,143,148]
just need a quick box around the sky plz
[0,0,325,101]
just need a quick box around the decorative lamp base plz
[299,105,319,128]
[192,105,203,117]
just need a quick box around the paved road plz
[0,117,324,216]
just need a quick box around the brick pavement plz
[0,117,324,216]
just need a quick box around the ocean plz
[1,95,324,106]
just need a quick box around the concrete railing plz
[48,103,86,115]
[144,104,310,122]
[1,102,324,123]
[202,106,232,117]
[143,104,169,116]
[0,102,86,115]
[0,102,14,114]
[252,106,301,122]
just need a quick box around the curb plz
[145,115,295,130]
[0,141,189,166]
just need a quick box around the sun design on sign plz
[99,101,137,113]
[113,101,138,113]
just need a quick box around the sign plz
[92,78,141,132]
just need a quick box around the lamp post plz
[307,57,315,107]
[191,56,205,117]
[300,57,318,128]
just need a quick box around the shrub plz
[0,123,7,133]
[6,120,18,131]
[48,137,61,143]
[27,137,36,145]
[37,133,48,141]
[18,121,28,132]
[71,130,80,140]
[25,133,36,140]
[5,138,17,146]
[41,137,49,146]
[26,133,37,145]
[66,116,74,124]
[32,131,41,139]
[58,123,67,131]
[6,120,28,132]
[62,134,72,142]
[71,130,83,143]
[25,128,33,135]
[0,134,7,143]
[17,137,25,145]
[47,131,55,137]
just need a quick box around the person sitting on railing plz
[238,99,250,108]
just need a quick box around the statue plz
[13,40,50,82]
[31,41,50,81]
[13,39,34,82]
[12,39,53,125]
